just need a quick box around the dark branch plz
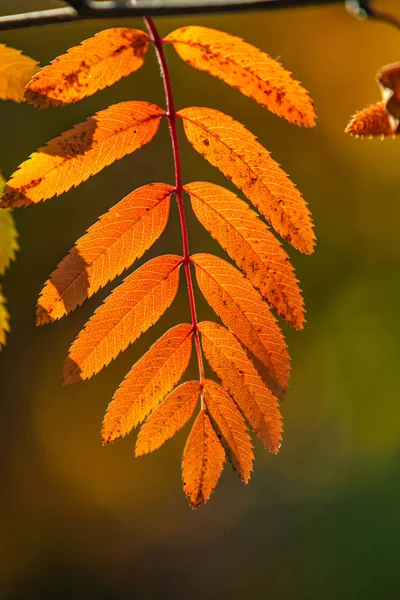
[346,0,400,30]
[0,0,398,32]
[0,1,342,32]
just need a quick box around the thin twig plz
[0,0,398,31]
[346,0,400,30]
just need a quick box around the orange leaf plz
[182,410,226,509]
[0,44,38,102]
[25,28,150,108]
[102,324,193,444]
[165,26,315,126]
[377,62,400,97]
[1,101,164,207]
[63,254,182,384]
[37,183,173,325]
[179,107,315,253]
[135,380,201,455]
[199,321,283,454]
[185,181,304,328]
[192,253,290,396]
[377,62,400,129]
[204,379,253,483]
[345,102,395,137]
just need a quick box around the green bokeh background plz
[0,1,399,598]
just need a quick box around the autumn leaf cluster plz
[0,23,316,507]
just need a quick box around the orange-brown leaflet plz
[136,380,201,455]
[192,252,290,395]
[1,101,164,207]
[203,379,253,483]
[377,62,400,128]
[25,28,150,108]
[63,254,182,384]
[102,324,193,444]
[182,410,226,509]
[199,321,283,454]
[37,183,173,324]
[179,107,315,254]
[165,26,315,126]
[185,182,305,329]
[345,102,396,137]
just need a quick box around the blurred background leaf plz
[0,172,19,346]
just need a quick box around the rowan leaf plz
[0,101,164,207]
[63,254,182,385]
[25,28,150,108]
[204,379,253,483]
[135,380,201,456]
[345,102,395,137]
[0,23,317,506]
[165,26,315,126]
[179,107,315,253]
[182,410,226,509]
[36,183,173,325]
[193,253,290,396]
[0,288,9,348]
[102,324,193,444]
[0,44,38,103]
[185,181,304,328]
[199,321,283,454]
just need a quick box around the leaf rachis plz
[144,18,206,389]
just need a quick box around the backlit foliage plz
[0,44,37,345]
[346,62,400,137]
[0,23,316,507]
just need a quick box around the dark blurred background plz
[0,1,399,598]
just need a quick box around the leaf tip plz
[36,303,54,326]
[101,433,113,446]
[134,441,148,457]
[62,356,83,385]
